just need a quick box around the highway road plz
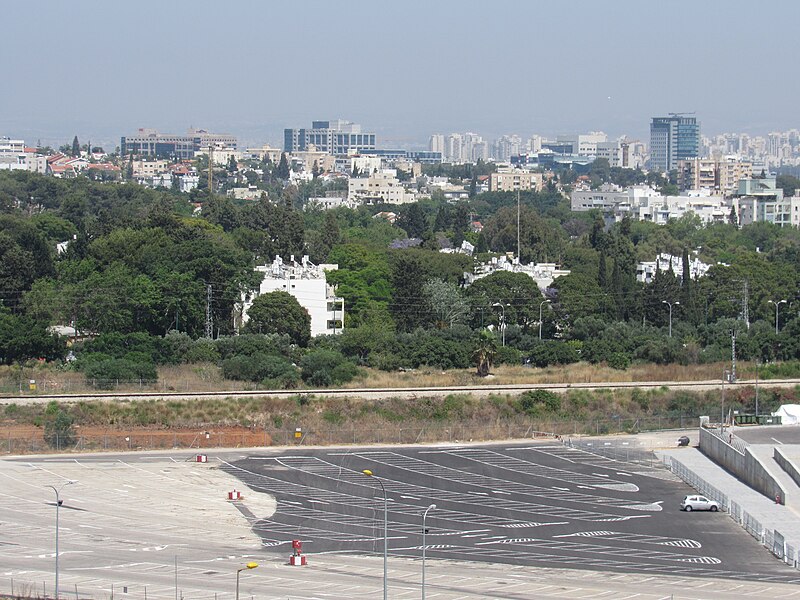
[1,378,798,405]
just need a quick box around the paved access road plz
[224,440,800,583]
[735,425,800,445]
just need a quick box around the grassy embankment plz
[1,361,798,451]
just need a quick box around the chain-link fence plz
[1,415,701,455]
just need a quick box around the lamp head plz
[362,469,374,477]
[429,503,437,510]
[246,562,258,570]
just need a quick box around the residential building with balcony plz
[238,255,344,337]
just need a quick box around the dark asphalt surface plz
[735,425,800,444]
[222,440,800,583]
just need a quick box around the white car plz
[681,494,720,512]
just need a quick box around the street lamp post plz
[422,503,436,600]
[661,300,680,338]
[235,562,258,600]
[492,303,507,347]
[538,299,550,340]
[47,480,76,600]
[768,299,787,335]
[363,469,388,600]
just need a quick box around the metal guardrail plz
[663,455,729,510]
[705,426,749,454]
[664,455,796,568]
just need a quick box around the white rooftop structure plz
[239,255,343,337]
[465,255,570,292]
[636,252,713,284]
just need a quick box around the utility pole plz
[742,280,750,329]
[205,285,213,339]
[730,329,737,383]
[516,189,521,262]
[208,145,213,195]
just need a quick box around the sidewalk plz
[658,446,800,550]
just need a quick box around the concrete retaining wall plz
[699,427,786,504]
[775,447,800,490]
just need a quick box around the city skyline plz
[4,0,800,149]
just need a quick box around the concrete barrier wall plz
[699,427,786,504]
[775,447,800,490]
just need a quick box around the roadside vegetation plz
[1,166,800,397]
[3,382,799,450]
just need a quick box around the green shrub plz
[300,350,358,386]
[607,352,630,370]
[185,338,221,363]
[494,346,522,365]
[221,353,299,385]
[214,334,295,360]
[83,358,158,388]
[43,401,75,448]
[760,361,800,379]
[517,390,562,415]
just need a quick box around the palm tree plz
[473,329,499,377]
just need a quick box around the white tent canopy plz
[772,404,800,425]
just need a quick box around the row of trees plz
[2,168,800,380]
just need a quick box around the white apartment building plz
[465,255,571,292]
[304,196,357,211]
[239,255,344,337]
[348,169,414,204]
[570,184,661,211]
[349,155,382,176]
[556,132,608,156]
[677,156,752,195]
[133,159,170,178]
[571,184,730,224]
[227,186,263,201]
[636,252,712,283]
[0,138,30,171]
[429,134,445,154]
[489,170,542,192]
[242,145,283,164]
[626,193,730,225]
[746,195,800,228]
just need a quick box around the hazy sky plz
[4,0,799,149]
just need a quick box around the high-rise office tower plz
[649,114,700,172]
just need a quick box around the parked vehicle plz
[681,495,719,512]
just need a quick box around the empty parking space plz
[225,441,800,583]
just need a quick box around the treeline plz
[2,170,800,386]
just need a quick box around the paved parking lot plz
[225,440,799,582]
[2,439,800,599]
[735,425,800,445]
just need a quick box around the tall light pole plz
[721,369,730,427]
[47,480,76,600]
[768,299,787,335]
[422,503,436,600]
[363,469,388,600]
[538,299,550,340]
[492,303,507,347]
[661,300,680,338]
[235,562,258,600]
